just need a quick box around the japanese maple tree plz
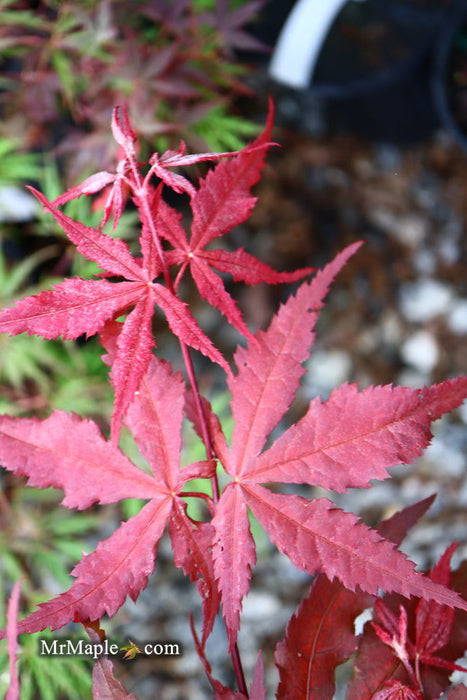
[1,104,467,699]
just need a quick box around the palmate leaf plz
[347,549,467,700]
[0,357,215,637]
[0,185,228,437]
[210,245,467,648]
[153,102,314,339]
[273,498,437,700]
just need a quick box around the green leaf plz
[192,105,260,151]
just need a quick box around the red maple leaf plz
[348,544,467,700]
[153,102,314,340]
[1,104,467,698]
[0,187,228,440]
[0,104,312,438]
[274,497,438,700]
[206,242,467,648]
[0,355,218,638]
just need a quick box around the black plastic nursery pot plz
[432,0,467,153]
[262,0,457,145]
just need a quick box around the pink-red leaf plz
[227,242,361,477]
[92,657,139,700]
[251,379,467,490]
[0,411,159,509]
[29,188,144,281]
[109,290,156,440]
[8,497,172,636]
[212,483,256,648]
[124,355,185,488]
[0,278,144,340]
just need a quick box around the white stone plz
[241,591,280,622]
[397,368,428,388]
[370,209,427,247]
[458,400,467,425]
[424,439,466,478]
[399,279,453,322]
[448,299,467,334]
[401,330,438,373]
[354,608,373,635]
[0,186,39,222]
[305,349,352,398]
[395,214,428,247]
[380,310,403,346]
[413,248,435,275]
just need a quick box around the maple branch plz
[414,654,423,695]
[128,176,222,500]
[233,652,249,697]
[136,178,255,694]
[127,174,248,693]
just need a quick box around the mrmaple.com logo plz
[39,637,182,660]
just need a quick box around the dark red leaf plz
[275,575,372,700]
[415,544,457,656]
